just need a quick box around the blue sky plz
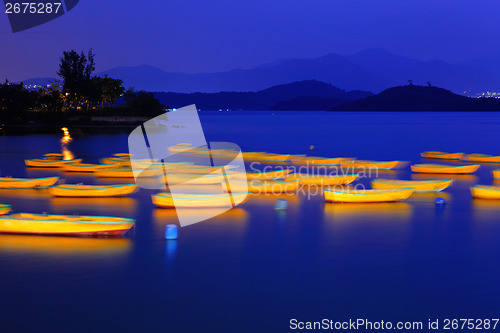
[1,0,499,81]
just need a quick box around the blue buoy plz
[165,224,178,240]
[275,199,288,210]
[435,198,447,204]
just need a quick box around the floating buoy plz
[309,145,315,150]
[275,199,288,210]
[165,224,178,240]
[435,198,446,204]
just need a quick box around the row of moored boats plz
[0,148,499,237]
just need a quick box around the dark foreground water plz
[0,112,499,333]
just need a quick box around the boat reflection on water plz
[324,202,413,221]
[26,168,64,178]
[472,199,500,216]
[154,207,249,245]
[244,192,300,206]
[61,127,75,160]
[409,191,451,203]
[0,234,131,257]
[321,202,413,252]
[470,199,500,243]
[50,197,137,215]
[154,207,248,225]
[0,188,52,199]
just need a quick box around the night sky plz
[1,0,499,81]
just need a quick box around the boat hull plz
[286,173,358,185]
[494,170,500,179]
[0,213,134,237]
[292,157,353,165]
[243,169,293,180]
[0,176,59,189]
[324,188,414,203]
[63,163,123,172]
[421,151,464,160]
[226,179,301,193]
[49,184,137,197]
[44,153,64,160]
[0,204,11,215]
[164,173,235,185]
[152,192,248,208]
[340,160,401,170]
[461,154,500,163]
[471,185,500,199]
[372,179,453,192]
[95,168,163,178]
[411,164,480,174]
[25,159,83,168]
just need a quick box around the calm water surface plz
[0,112,499,332]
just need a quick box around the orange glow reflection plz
[0,234,131,256]
[324,202,413,220]
[61,127,74,160]
[50,197,137,215]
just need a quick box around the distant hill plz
[93,49,500,94]
[16,77,56,90]
[154,80,372,110]
[333,85,500,111]
[16,49,500,94]
[269,96,349,111]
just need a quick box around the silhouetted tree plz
[38,80,65,113]
[57,49,95,106]
[92,75,125,106]
[123,88,165,115]
[0,80,37,122]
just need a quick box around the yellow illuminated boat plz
[0,213,135,236]
[224,179,301,193]
[494,170,500,179]
[94,168,163,178]
[241,152,267,159]
[292,156,353,165]
[324,188,414,203]
[44,153,64,160]
[420,151,464,160]
[371,178,453,192]
[113,153,133,158]
[471,185,500,199]
[168,143,193,153]
[411,164,480,174]
[286,173,358,185]
[0,176,59,189]
[165,173,235,185]
[166,164,238,174]
[0,204,11,215]
[49,184,137,197]
[340,160,402,169]
[25,158,83,168]
[461,154,500,163]
[63,163,123,172]
[152,192,248,208]
[253,154,290,162]
[243,168,294,180]
[100,157,131,165]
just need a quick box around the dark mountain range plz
[269,96,348,111]
[333,85,500,111]
[153,80,372,110]
[16,49,500,94]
